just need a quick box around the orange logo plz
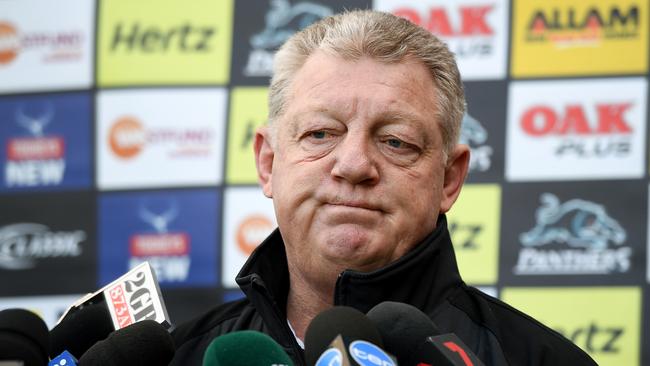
[236,215,274,255]
[0,22,19,64]
[109,116,145,159]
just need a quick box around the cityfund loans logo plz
[0,21,84,65]
[515,193,630,275]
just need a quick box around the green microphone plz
[202,330,294,366]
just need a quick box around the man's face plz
[255,51,468,284]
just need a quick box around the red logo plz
[7,137,65,160]
[108,284,133,328]
[109,116,145,159]
[394,6,494,36]
[129,233,190,257]
[236,215,274,255]
[0,22,19,64]
[521,104,633,136]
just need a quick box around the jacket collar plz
[236,214,463,318]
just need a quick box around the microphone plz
[366,301,485,366]
[49,302,114,359]
[78,319,175,365]
[48,350,78,366]
[0,308,49,366]
[202,330,293,366]
[56,262,172,332]
[304,306,394,366]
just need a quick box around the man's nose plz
[330,132,379,185]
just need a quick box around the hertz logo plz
[110,22,215,53]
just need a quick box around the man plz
[171,10,596,366]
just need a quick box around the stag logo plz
[131,200,190,282]
[243,0,332,76]
[515,193,631,275]
[520,193,626,250]
[460,112,493,172]
[16,103,54,137]
[138,201,178,233]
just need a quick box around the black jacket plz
[170,215,597,365]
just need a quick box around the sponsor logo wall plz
[1,0,650,363]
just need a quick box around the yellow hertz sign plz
[502,287,641,366]
[447,184,501,285]
[511,0,648,77]
[97,0,233,86]
[226,87,269,184]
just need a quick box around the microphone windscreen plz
[49,302,114,359]
[202,330,293,366]
[366,301,440,365]
[0,308,49,366]
[304,306,383,366]
[78,320,174,365]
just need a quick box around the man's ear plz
[440,144,470,213]
[254,126,274,198]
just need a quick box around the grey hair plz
[268,9,465,160]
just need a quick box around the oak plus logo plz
[506,79,646,181]
[514,193,630,275]
[107,115,214,160]
[376,0,508,79]
[0,223,85,270]
[521,102,633,158]
[5,102,66,187]
[460,113,493,172]
[0,20,83,66]
[527,6,639,47]
[128,200,190,283]
[243,0,332,77]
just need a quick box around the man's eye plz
[311,131,327,139]
[387,138,404,148]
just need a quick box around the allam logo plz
[527,6,639,47]
[5,103,66,187]
[514,193,630,275]
[244,0,332,77]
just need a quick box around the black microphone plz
[78,319,175,365]
[366,301,485,366]
[0,308,49,366]
[49,302,114,359]
[304,306,395,366]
